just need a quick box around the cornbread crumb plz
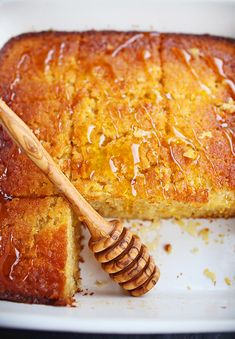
[130,220,161,252]
[145,238,160,252]
[95,280,108,287]
[164,243,172,253]
[174,219,185,227]
[198,227,211,243]
[199,131,213,139]
[220,100,235,114]
[183,149,197,159]
[214,233,225,244]
[191,247,199,254]
[224,277,232,286]
[174,219,201,237]
[203,268,216,285]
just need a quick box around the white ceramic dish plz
[0,0,234,334]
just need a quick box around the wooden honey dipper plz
[0,98,160,296]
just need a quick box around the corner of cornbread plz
[0,196,80,305]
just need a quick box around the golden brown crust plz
[162,34,235,197]
[0,31,234,305]
[70,31,235,208]
[0,31,234,206]
[71,31,171,202]
[0,291,69,306]
[0,196,75,305]
[0,32,80,196]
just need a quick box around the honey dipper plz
[0,98,160,296]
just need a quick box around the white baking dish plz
[0,0,234,334]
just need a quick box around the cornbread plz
[0,31,234,305]
[70,32,235,218]
[0,196,80,305]
[161,34,235,217]
[0,33,79,196]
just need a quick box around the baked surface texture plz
[0,31,234,305]
[0,32,79,197]
[0,196,80,305]
[1,31,234,217]
[70,32,235,218]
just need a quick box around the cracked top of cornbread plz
[0,33,79,197]
[71,32,171,202]
[0,32,234,215]
[162,34,235,196]
[70,32,235,206]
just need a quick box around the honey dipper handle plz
[0,98,113,239]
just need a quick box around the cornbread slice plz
[0,196,80,305]
[71,32,173,218]
[161,34,235,217]
[0,32,80,197]
[70,32,235,218]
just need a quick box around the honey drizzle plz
[58,42,66,66]
[109,157,118,174]
[172,127,196,149]
[8,234,20,280]
[108,110,120,138]
[141,105,161,148]
[194,53,235,156]
[9,53,29,103]
[44,48,55,73]
[224,130,235,156]
[0,233,21,285]
[203,55,235,97]
[168,127,195,176]
[99,134,106,147]
[225,80,235,96]
[0,198,21,286]
[109,156,121,182]
[130,143,140,197]
[0,167,12,201]
[174,48,235,159]
[0,189,12,201]
[192,128,216,172]
[213,57,226,77]
[111,34,143,57]
[87,124,95,144]
[173,48,211,95]
[215,109,235,157]
[169,145,184,172]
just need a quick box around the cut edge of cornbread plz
[63,209,81,303]
[0,196,81,306]
[89,190,235,219]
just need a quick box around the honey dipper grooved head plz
[89,220,160,296]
